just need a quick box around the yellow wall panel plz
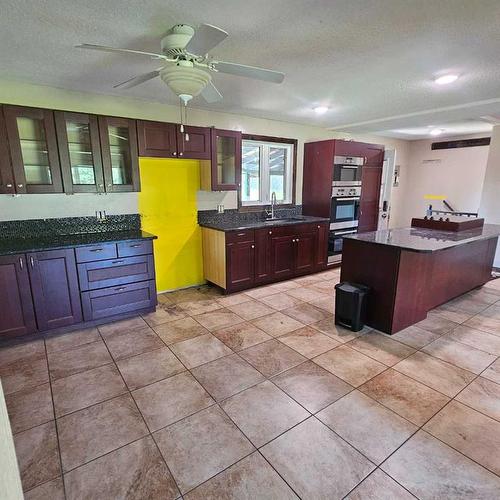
[138,158,204,292]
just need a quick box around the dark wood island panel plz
[341,233,498,334]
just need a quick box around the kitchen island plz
[341,224,500,334]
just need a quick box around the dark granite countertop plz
[343,224,500,253]
[199,215,330,232]
[0,230,157,256]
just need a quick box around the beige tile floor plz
[2,268,500,499]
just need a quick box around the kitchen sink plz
[263,217,303,224]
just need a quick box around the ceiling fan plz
[76,23,285,105]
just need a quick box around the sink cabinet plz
[202,221,328,293]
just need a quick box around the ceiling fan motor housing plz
[160,64,212,99]
[161,24,195,56]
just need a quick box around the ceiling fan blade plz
[201,81,223,103]
[185,24,228,55]
[113,70,160,89]
[213,61,284,83]
[76,43,167,60]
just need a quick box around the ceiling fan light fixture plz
[160,65,212,99]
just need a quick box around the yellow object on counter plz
[138,158,204,292]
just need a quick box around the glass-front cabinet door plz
[211,129,241,191]
[3,105,63,194]
[98,116,140,192]
[55,111,105,193]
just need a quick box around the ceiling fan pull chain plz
[185,105,189,141]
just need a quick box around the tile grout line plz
[42,336,68,500]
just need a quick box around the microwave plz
[333,155,364,186]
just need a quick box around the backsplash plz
[0,214,141,239]
[198,206,302,226]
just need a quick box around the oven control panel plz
[332,186,362,197]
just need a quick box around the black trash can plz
[334,282,370,332]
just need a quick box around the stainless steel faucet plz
[266,192,277,220]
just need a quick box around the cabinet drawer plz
[226,230,255,244]
[117,240,153,257]
[78,255,155,291]
[75,243,117,263]
[81,280,156,321]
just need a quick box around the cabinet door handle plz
[90,248,103,252]
[296,238,300,242]
[112,260,125,264]
[179,152,183,156]
[268,230,272,235]
[115,286,126,292]
[130,244,142,248]
[251,245,255,249]
[19,257,23,270]
[17,184,24,188]
[29,256,35,268]
[172,152,177,156]
[6,183,13,188]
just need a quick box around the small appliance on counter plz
[334,282,370,332]
[411,215,484,232]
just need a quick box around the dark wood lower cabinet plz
[271,234,296,280]
[0,237,157,338]
[0,254,37,338]
[254,228,272,284]
[295,229,316,274]
[81,280,156,321]
[226,238,255,291]
[28,249,82,331]
[210,221,329,293]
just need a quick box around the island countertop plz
[343,224,500,253]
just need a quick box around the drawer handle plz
[115,286,126,292]
[19,257,23,270]
[112,260,125,264]
[251,244,255,249]
[90,248,103,252]
[269,230,272,235]
[237,232,246,236]
[130,244,142,248]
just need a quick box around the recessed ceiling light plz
[434,74,459,85]
[429,128,444,136]
[313,106,329,114]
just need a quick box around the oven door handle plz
[332,196,360,201]
[335,230,358,235]
[339,165,359,169]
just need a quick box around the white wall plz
[0,79,409,221]
[479,125,500,267]
[392,134,490,228]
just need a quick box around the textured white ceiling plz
[1,0,500,134]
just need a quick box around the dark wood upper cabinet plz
[0,254,37,339]
[0,106,15,194]
[358,166,383,232]
[3,105,63,194]
[27,248,82,331]
[207,128,242,191]
[137,121,211,160]
[177,125,211,160]
[137,120,177,158]
[55,111,105,194]
[99,116,140,192]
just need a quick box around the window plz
[241,138,295,206]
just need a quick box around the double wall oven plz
[328,155,364,264]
